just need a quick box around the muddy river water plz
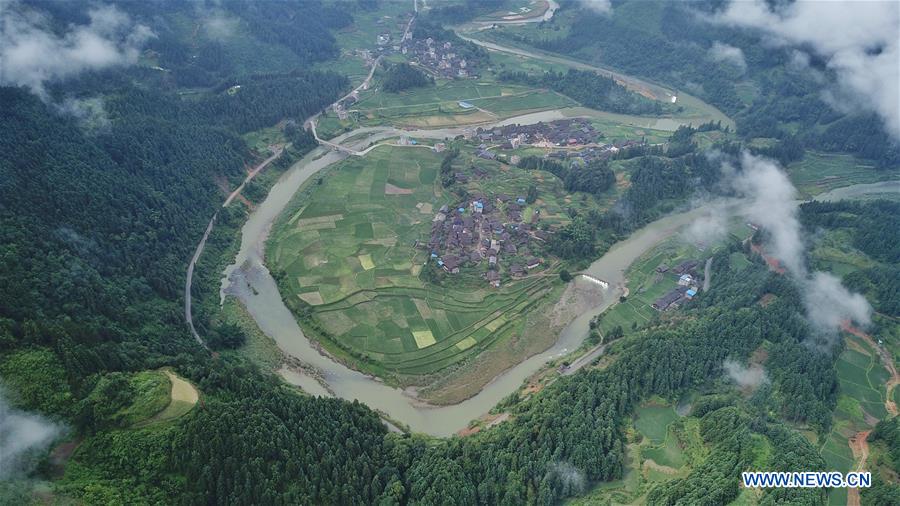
[217,114,897,437]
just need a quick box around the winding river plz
[219,118,895,436]
[209,9,895,435]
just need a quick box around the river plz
[211,13,892,435]
[220,117,894,436]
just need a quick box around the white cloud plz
[707,0,900,139]
[708,41,746,73]
[723,359,768,389]
[578,0,612,15]
[0,1,154,97]
[729,152,805,275]
[803,272,872,333]
[0,389,62,479]
[722,152,872,335]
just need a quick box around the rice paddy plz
[270,145,559,375]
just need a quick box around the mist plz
[681,199,730,247]
[0,0,154,97]
[723,359,768,390]
[706,0,900,140]
[546,462,586,495]
[708,41,747,73]
[721,152,872,336]
[0,389,61,479]
[578,0,612,15]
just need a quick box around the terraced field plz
[270,146,559,375]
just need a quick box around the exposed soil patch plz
[457,412,511,437]
[758,293,777,307]
[385,183,414,195]
[847,430,871,506]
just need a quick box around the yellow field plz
[413,330,437,349]
[456,336,477,351]
[358,254,375,270]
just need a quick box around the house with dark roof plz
[442,255,462,274]
[651,287,688,311]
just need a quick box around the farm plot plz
[786,151,891,197]
[271,146,555,375]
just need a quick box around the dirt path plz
[847,430,871,506]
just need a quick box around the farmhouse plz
[652,287,689,311]
[672,259,699,275]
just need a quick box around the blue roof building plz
[458,101,474,109]
[686,289,697,298]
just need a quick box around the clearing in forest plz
[146,369,199,424]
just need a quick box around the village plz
[401,36,473,79]
[464,119,645,165]
[426,191,549,288]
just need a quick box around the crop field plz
[819,333,891,505]
[786,151,892,197]
[347,80,574,128]
[270,146,560,375]
[331,0,412,53]
[465,89,576,113]
[358,80,523,109]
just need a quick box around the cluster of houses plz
[402,37,472,79]
[463,119,649,165]
[651,259,702,311]
[426,192,550,287]
[472,119,599,148]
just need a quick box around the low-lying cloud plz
[0,389,61,479]
[721,152,872,336]
[0,1,154,97]
[723,359,768,390]
[578,0,612,15]
[803,272,872,333]
[708,41,747,73]
[706,0,900,140]
[681,200,730,247]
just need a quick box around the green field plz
[642,427,686,468]
[634,401,680,444]
[270,146,566,375]
[343,79,576,129]
[787,151,895,197]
